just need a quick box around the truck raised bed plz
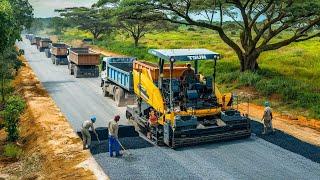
[68,48,100,78]
[31,36,41,45]
[38,38,52,52]
[50,43,69,65]
[101,57,136,106]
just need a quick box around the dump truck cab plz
[100,57,136,106]
[126,49,251,148]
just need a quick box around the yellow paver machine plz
[126,49,251,148]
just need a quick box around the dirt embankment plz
[1,55,108,179]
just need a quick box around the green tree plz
[0,0,32,142]
[49,17,70,35]
[96,0,176,47]
[27,18,44,34]
[58,7,113,40]
[109,0,320,72]
[3,96,26,142]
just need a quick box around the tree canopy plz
[109,0,320,71]
[57,7,113,40]
[96,0,179,46]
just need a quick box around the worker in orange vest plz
[147,109,158,139]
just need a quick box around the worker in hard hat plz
[261,101,274,134]
[81,116,100,149]
[108,115,121,157]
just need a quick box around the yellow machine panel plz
[133,69,165,113]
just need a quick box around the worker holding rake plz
[108,115,121,157]
[261,102,274,134]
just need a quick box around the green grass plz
[60,28,320,119]
[3,143,23,159]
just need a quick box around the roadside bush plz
[217,72,240,84]
[255,79,278,96]
[2,95,26,142]
[3,143,23,159]
[238,71,261,86]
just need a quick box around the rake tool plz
[117,139,132,158]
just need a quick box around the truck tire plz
[114,87,125,107]
[74,66,79,78]
[55,58,59,66]
[95,67,99,77]
[69,64,74,75]
[103,85,109,97]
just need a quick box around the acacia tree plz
[115,15,159,47]
[96,0,175,47]
[111,0,320,71]
[49,17,70,35]
[57,7,113,40]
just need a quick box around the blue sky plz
[30,0,97,17]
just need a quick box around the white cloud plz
[29,0,98,17]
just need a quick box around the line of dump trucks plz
[24,34,251,148]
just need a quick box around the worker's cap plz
[114,115,120,121]
[264,101,270,107]
[90,116,97,123]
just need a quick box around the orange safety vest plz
[149,114,158,125]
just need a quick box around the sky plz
[29,0,97,17]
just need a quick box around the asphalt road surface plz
[17,39,320,180]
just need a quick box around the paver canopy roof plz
[148,49,220,61]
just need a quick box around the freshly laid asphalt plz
[17,39,320,180]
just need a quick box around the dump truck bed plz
[133,61,188,81]
[69,48,100,65]
[105,57,135,91]
[39,39,51,48]
[51,43,68,56]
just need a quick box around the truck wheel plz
[69,64,74,75]
[115,88,125,107]
[74,66,79,78]
[103,85,109,97]
[126,111,132,120]
[95,67,99,77]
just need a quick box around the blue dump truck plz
[101,57,136,106]
[50,43,69,65]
